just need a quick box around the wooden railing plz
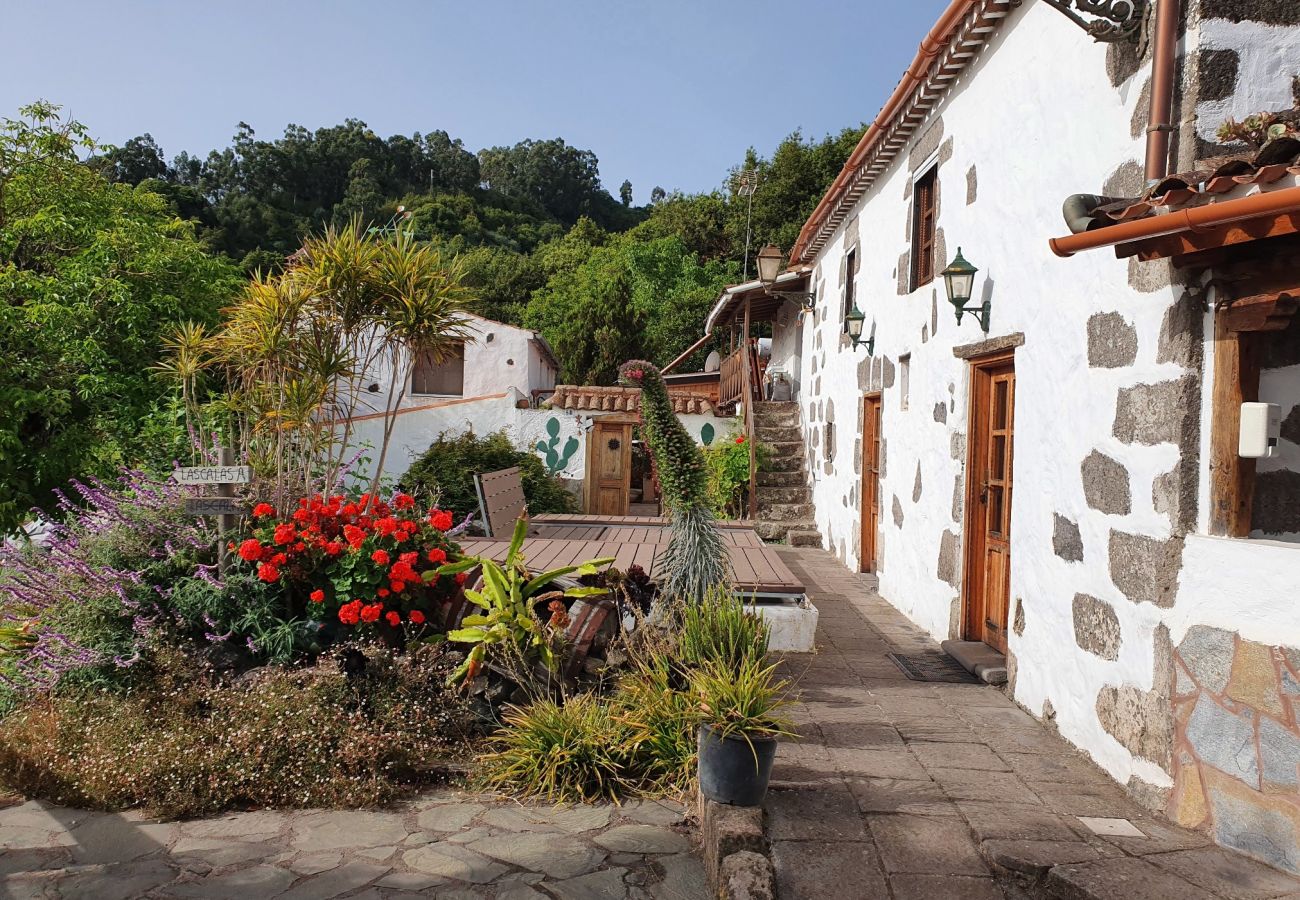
[719,345,746,410]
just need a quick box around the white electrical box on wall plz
[1239,402,1281,458]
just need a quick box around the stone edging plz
[697,793,776,899]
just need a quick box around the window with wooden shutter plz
[912,167,938,290]
[410,343,465,396]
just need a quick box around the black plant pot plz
[698,724,777,807]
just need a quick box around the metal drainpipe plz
[1144,0,1181,182]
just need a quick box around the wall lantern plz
[845,304,871,353]
[756,244,783,285]
[941,247,989,333]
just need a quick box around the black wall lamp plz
[846,305,874,354]
[941,248,989,333]
[756,244,817,310]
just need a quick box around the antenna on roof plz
[735,168,760,281]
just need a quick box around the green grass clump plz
[679,586,771,671]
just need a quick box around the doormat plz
[886,651,979,684]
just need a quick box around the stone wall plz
[1169,627,1300,874]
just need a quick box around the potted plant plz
[692,656,793,806]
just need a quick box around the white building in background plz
[709,0,1300,874]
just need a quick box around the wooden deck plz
[531,513,753,530]
[457,534,804,596]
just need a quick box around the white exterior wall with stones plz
[768,0,1300,867]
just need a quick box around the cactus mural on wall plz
[536,417,580,476]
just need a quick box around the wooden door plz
[860,394,883,572]
[587,421,633,515]
[963,354,1015,654]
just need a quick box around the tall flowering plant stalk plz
[619,360,728,603]
[234,492,465,639]
[0,470,213,693]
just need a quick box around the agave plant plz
[427,518,613,686]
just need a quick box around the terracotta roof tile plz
[1080,138,1300,231]
[547,385,716,416]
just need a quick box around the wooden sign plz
[184,497,246,516]
[174,466,252,485]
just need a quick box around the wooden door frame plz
[583,415,637,515]
[860,393,883,573]
[960,349,1015,647]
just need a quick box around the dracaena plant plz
[427,518,613,685]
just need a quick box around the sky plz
[3,0,951,202]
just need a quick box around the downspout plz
[1144,0,1181,181]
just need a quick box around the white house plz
[706,0,1300,873]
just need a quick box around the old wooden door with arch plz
[860,394,883,572]
[963,352,1015,654]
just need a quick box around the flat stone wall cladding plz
[1170,629,1300,874]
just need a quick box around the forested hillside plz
[94,118,865,383]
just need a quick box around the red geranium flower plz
[455,572,469,586]
[326,541,343,556]
[338,600,362,625]
[735,435,746,444]
[385,611,401,626]
[343,525,365,547]
[409,610,426,625]
[390,580,406,593]
[360,603,382,624]
[374,517,398,537]
[430,509,453,531]
[309,589,325,603]
[426,547,447,564]
[237,539,264,562]
[392,493,415,510]
[378,588,390,598]
[270,552,288,566]
[371,549,391,566]
[257,562,281,583]
[252,502,275,518]
[273,523,297,545]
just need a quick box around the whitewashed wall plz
[768,0,1300,798]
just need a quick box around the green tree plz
[619,179,633,207]
[0,102,241,533]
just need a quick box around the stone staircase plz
[751,401,822,547]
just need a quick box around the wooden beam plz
[1122,212,1300,262]
[1221,291,1300,333]
[1208,313,1259,537]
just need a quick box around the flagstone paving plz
[0,792,703,899]
[772,547,1300,900]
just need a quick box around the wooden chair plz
[474,467,530,538]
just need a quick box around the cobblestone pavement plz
[771,547,1300,900]
[0,791,703,899]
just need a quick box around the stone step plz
[755,485,810,505]
[757,502,814,523]
[940,640,1008,685]
[754,425,802,444]
[785,528,822,548]
[764,452,806,473]
[754,519,818,542]
[756,471,806,487]
[754,403,800,428]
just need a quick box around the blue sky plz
[3,0,950,201]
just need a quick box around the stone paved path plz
[771,547,1300,900]
[0,790,703,899]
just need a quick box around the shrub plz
[478,693,632,803]
[703,430,770,519]
[678,587,771,672]
[691,656,794,744]
[616,652,699,790]
[0,470,212,697]
[233,492,463,642]
[0,643,474,818]
[401,430,577,528]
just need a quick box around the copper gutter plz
[1048,186,1300,257]
[790,0,980,263]
[1144,0,1180,181]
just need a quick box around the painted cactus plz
[536,417,579,476]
